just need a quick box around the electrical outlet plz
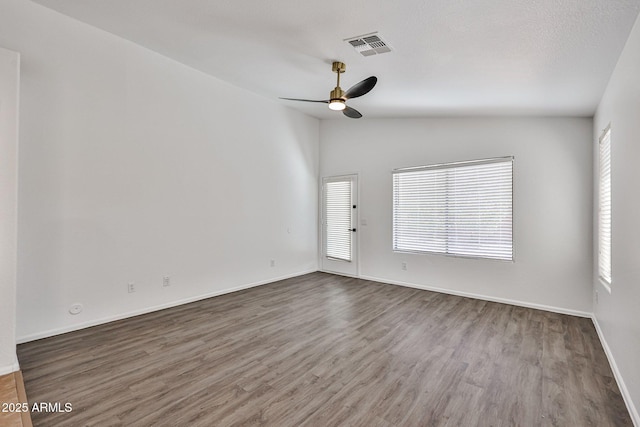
[128,282,135,293]
[270,259,276,267]
[163,276,170,287]
[401,262,407,271]
[69,303,83,315]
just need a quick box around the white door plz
[321,175,358,276]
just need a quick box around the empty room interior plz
[1,0,640,426]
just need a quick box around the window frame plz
[392,156,514,262]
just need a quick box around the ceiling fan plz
[280,61,377,119]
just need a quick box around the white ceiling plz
[31,0,640,119]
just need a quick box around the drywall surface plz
[0,0,319,341]
[320,117,593,314]
[594,11,640,424]
[0,46,20,374]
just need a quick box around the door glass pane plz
[325,180,352,261]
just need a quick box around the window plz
[323,178,353,262]
[393,157,513,261]
[598,126,612,287]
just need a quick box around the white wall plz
[593,11,640,425]
[321,117,593,314]
[0,0,319,342]
[0,46,20,374]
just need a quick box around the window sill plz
[598,277,612,294]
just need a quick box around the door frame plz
[319,173,359,277]
[0,46,20,374]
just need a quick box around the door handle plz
[350,228,356,232]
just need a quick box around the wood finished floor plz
[18,272,631,426]
[0,371,31,427]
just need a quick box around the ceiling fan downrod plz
[329,62,346,110]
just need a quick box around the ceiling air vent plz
[345,32,392,57]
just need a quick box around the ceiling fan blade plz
[343,106,363,119]
[279,97,329,103]
[344,76,377,99]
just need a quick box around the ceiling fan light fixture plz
[328,99,346,111]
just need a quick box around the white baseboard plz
[318,269,359,279]
[591,316,639,426]
[0,359,20,376]
[17,269,317,344]
[358,274,592,318]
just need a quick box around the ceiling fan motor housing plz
[330,87,345,101]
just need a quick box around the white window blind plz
[324,179,352,262]
[599,127,612,285]
[393,157,513,261]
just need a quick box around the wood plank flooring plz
[17,272,631,426]
[0,371,33,427]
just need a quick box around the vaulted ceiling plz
[32,0,640,119]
